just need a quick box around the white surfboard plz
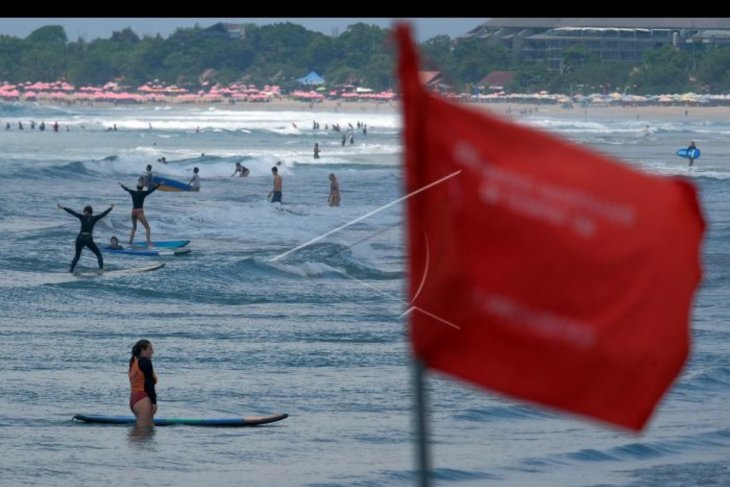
[74,262,165,277]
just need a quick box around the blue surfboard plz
[103,247,191,256]
[130,240,190,248]
[152,175,191,192]
[677,148,700,159]
[73,413,288,427]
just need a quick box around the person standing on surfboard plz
[58,203,114,273]
[687,141,698,168]
[129,339,157,427]
[120,178,161,246]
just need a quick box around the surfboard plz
[130,240,190,248]
[72,413,288,427]
[152,175,191,192]
[73,263,165,277]
[677,148,701,159]
[102,247,191,257]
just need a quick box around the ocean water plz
[0,102,728,487]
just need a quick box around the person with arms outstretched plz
[120,178,160,246]
[58,203,114,273]
[129,339,157,428]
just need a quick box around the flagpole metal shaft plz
[414,358,431,487]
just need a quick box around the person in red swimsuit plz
[128,339,157,427]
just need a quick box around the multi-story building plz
[466,18,730,69]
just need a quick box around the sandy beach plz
[180,97,730,122]
[28,95,730,123]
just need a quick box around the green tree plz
[696,46,730,92]
[629,47,692,94]
[0,35,23,81]
[26,25,67,45]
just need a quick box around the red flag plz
[397,24,705,431]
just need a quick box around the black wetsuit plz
[688,144,697,167]
[121,184,159,210]
[137,356,157,405]
[63,206,113,272]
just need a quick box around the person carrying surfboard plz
[120,179,161,246]
[58,203,115,273]
[128,339,157,428]
[688,141,698,168]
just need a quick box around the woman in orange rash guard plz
[128,339,158,427]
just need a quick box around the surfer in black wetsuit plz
[58,203,114,273]
[120,179,160,246]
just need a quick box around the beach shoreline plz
[25,96,730,121]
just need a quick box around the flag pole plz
[413,358,431,487]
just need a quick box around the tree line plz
[1,23,729,94]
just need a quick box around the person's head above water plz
[83,205,93,214]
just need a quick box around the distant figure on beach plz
[53,121,59,132]
[341,134,346,146]
[156,157,167,164]
[232,162,249,177]
[5,122,10,130]
[328,173,341,207]
[18,121,23,130]
[268,166,283,204]
[189,167,201,192]
[129,339,157,428]
[313,142,321,159]
[39,121,45,131]
[120,179,160,246]
[58,203,114,273]
[30,121,36,129]
[687,141,698,168]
